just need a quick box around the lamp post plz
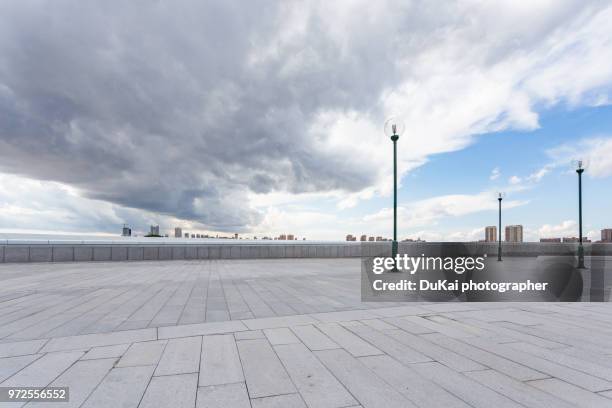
[574,160,586,269]
[384,117,405,262]
[497,192,505,261]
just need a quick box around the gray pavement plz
[0,259,612,407]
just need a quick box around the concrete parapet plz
[111,246,128,261]
[185,246,197,259]
[4,246,29,262]
[158,247,172,260]
[172,246,186,260]
[128,247,144,261]
[52,246,74,262]
[93,247,112,261]
[1,242,611,264]
[197,246,209,259]
[74,246,94,261]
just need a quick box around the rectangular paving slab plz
[236,338,296,398]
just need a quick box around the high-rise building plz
[122,224,132,237]
[540,238,561,242]
[150,225,160,236]
[368,236,375,242]
[485,226,497,242]
[174,227,182,238]
[184,233,189,238]
[278,234,287,240]
[602,229,612,242]
[346,234,355,241]
[505,225,523,243]
[360,235,367,241]
[287,234,295,240]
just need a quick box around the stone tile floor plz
[0,259,611,407]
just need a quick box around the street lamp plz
[573,159,587,269]
[384,116,405,262]
[497,192,505,261]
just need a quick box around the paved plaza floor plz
[0,259,612,407]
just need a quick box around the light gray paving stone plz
[310,310,378,323]
[465,336,612,392]
[456,318,567,349]
[495,321,612,353]
[41,328,157,352]
[275,343,357,408]
[421,303,480,313]
[399,316,474,338]
[0,354,40,383]
[359,354,470,408]
[251,394,307,408]
[199,334,243,386]
[81,365,155,408]
[421,333,547,381]
[234,330,265,340]
[360,319,398,332]
[26,358,116,408]
[315,348,416,408]
[387,329,485,371]
[291,325,339,351]
[139,373,198,408]
[0,339,47,358]
[384,317,436,335]
[243,314,317,330]
[338,321,362,328]
[344,324,430,364]
[81,344,130,360]
[598,390,612,399]
[410,361,522,408]
[528,378,612,408]
[155,336,201,376]
[426,315,491,337]
[263,328,300,345]
[370,305,430,317]
[465,369,576,408]
[316,323,382,357]
[236,338,295,398]
[506,341,612,381]
[1,351,83,387]
[158,320,247,339]
[116,340,166,367]
[196,382,250,408]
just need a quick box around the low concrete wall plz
[0,241,610,264]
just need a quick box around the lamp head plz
[572,158,588,172]
[497,191,506,200]
[384,116,405,140]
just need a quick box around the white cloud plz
[547,136,612,178]
[490,167,501,181]
[305,2,612,210]
[253,207,340,240]
[363,191,528,231]
[535,220,577,239]
[0,172,217,237]
[526,165,552,182]
[509,176,522,185]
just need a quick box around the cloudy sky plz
[1,0,612,241]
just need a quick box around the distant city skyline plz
[1,3,612,241]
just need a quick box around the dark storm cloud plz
[0,0,404,230]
